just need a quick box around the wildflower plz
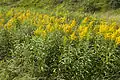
[42,30,46,37]
[78,25,84,32]
[99,24,108,33]
[115,28,120,36]
[82,17,89,24]
[88,21,94,27]
[93,26,99,33]
[26,10,31,17]
[79,27,88,39]
[116,36,120,45]
[63,24,72,33]
[4,22,12,29]
[70,19,76,27]
[104,33,111,40]
[46,24,52,32]
[70,32,77,40]
[60,17,66,23]
[109,26,116,32]
[34,27,42,36]
[111,33,117,40]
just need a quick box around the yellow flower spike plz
[116,36,120,45]
[26,10,30,13]
[41,19,45,24]
[70,32,77,40]
[79,27,88,39]
[99,24,109,33]
[60,17,66,23]
[111,33,117,40]
[109,25,118,33]
[18,13,26,23]
[88,21,94,27]
[42,30,46,37]
[104,33,111,40]
[70,19,76,27]
[58,24,63,30]
[63,25,72,33]
[115,28,120,36]
[46,24,52,32]
[4,17,16,29]
[34,26,42,36]
[26,10,31,17]
[93,26,99,34]
[82,17,89,24]
[39,14,43,19]
[78,25,84,32]
[34,29,40,36]
[4,22,12,29]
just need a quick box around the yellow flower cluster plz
[1,8,120,45]
[4,17,16,29]
[98,22,120,44]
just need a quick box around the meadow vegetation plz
[0,0,120,80]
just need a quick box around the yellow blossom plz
[82,17,89,24]
[46,24,52,32]
[34,27,42,35]
[111,33,117,40]
[26,10,31,17]
[41,30,46,37]
[99,24,109,33]
[88,21,94,27]
[4,22,12,29]
[116,36,120,45]
[70,32,77,40]
[63,24,72,33]
[70,19,76,27]
[109,26,116,32]
[104,33,111,40]
[79,27,88,39]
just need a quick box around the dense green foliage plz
[0,24,120,80]
[0,0,120,12]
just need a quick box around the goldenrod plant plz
[0,7,120,80]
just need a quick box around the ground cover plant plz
[0,8,120,80]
